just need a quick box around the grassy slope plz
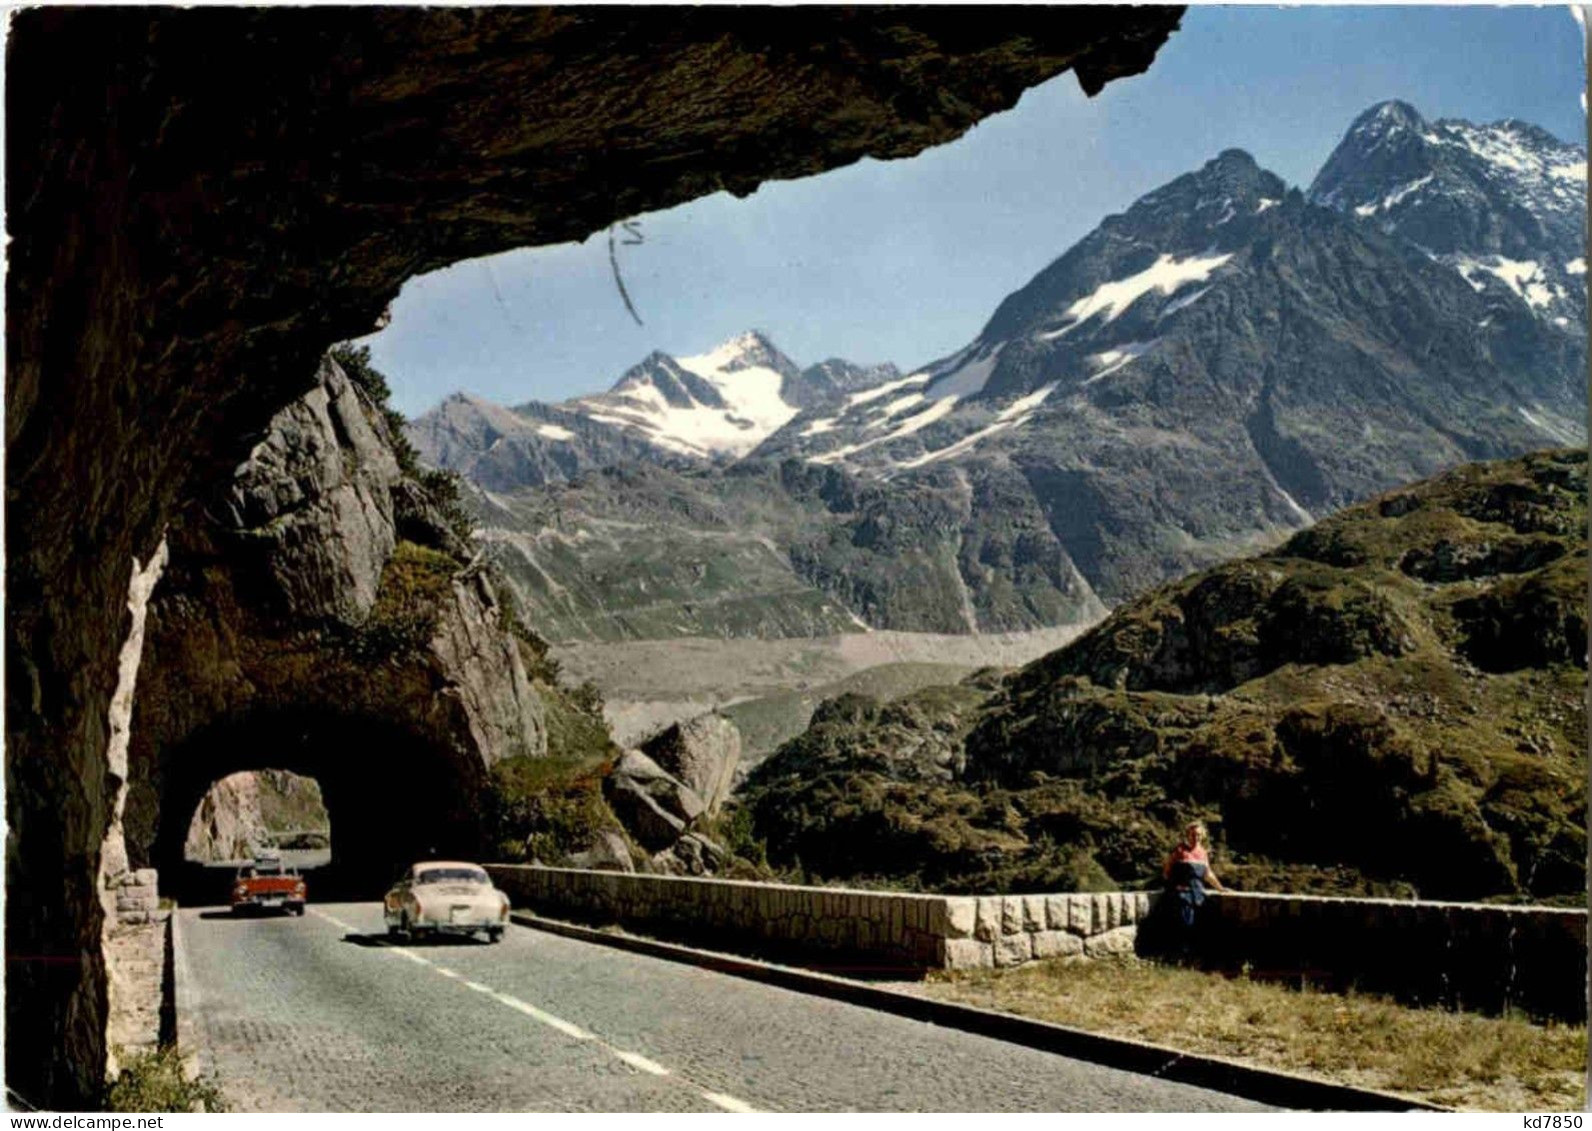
[920,958,1585,1110]
[742,450,1587,902]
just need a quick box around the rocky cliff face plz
[124,355,548,892]
[4,8,1182,1103]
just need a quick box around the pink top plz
[1164,842,1209,881]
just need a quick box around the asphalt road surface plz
[177,902,1276,1112]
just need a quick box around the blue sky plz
[364,6,1586,418]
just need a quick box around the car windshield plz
[417,867,488,886]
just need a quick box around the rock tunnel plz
[5,6,1183,1107]
[151,711,485,906]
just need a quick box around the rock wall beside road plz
[1201,891,1586,1021]
[489,866,1588,1020]
[486,866,1148,972]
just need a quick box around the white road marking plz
[311,905,763,1112]
[491,992,596,1042]
[612,1050,671,1077]
[308,909,358,933]
[703,1091,760,1112]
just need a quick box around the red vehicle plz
[231,854,307,916]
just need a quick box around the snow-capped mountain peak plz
[1309,100,1586,328]
[566,331,800,459]
[554,331,907,461]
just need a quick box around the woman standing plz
[1163,821,1225,947]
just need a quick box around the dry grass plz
[920,957,1585,1111]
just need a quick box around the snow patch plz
[535,424,575,442]
[1352,173,1434,217]
[997,383,1058,421]
[572,333,807,459]
[927,344,1005,399]
[1082,341,1155,386]
[1452,256,1561,310]
[1255,198,1280,213]
[1052,251,1235,336]
[1159,286,1211,319]
[809,396,961,466]
[1567,258,1586,276]
[799,417,839,438]
[864,392,926,429]
[845,371,931,409]
[895,416,1027,470]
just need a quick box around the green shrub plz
[346,541,456,660]
[485,755,626,864]
[418,466,476,547]
[105,1046,227,1113]
[699,803,771,873]
[540,683,619,764]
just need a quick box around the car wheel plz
[488,928,503,944]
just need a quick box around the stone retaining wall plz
[486,866,1150,972]
[1201,891,1586,1021]
[488,867,1587,1019]
[102,869,171,1075]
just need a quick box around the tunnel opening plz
[184,768,332,866]
[152,709,486,907]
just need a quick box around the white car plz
[383,861,510,943]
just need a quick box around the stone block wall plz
[102,869,171,1075]
[948,890,1154,968]
[486,866,1150,972]
[1201,891,1587,1021]
[488,867,1587,1020]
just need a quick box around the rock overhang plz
[5,6,1183,1108]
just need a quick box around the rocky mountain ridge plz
[409,331,903,486]
[1309,99,1586,332]
[409,101,1585,644]
[740,449,1588,902]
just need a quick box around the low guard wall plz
[486,866,1586,1018]
[486,865,1148,973]
[1200,891,1585,1021]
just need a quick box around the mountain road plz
[176,903,1275,1112]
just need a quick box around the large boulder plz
[650,832,729,876]
[565,830,635,874]
[604,749,705,850]
[642,713,743,816]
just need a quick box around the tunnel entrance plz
[184,768,332,865]
[152,710,486,906]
